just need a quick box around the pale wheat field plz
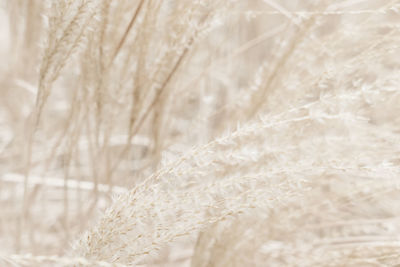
[1,0,400,266]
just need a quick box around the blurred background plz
[1,0,400,266]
